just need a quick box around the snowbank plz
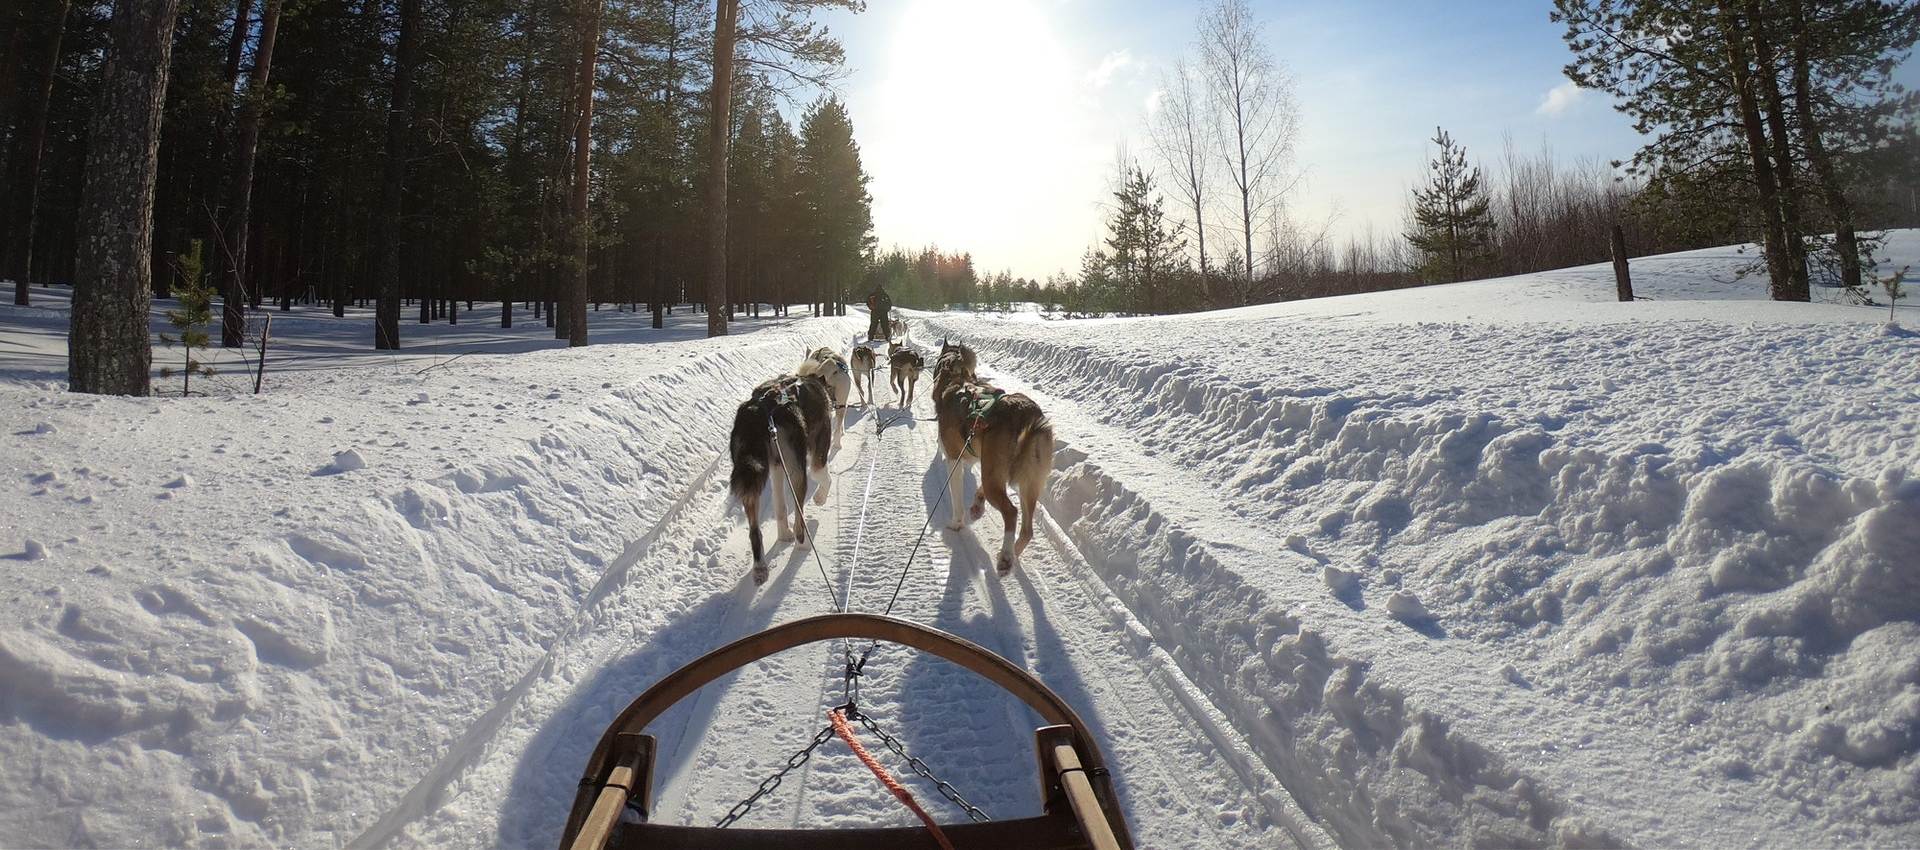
[918,231,1920,848]
[0,299,860,847]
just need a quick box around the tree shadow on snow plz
[493,530,817,846]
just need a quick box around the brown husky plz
[930,341,1055,574]
[887,342,924,407]
[850,342,878,406]
[930,338,977,397]
[728,374,834,583]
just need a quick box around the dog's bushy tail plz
[729,402,770,503]
[1011,414,1056,496]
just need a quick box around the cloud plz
[1536,80,1585,116]
[1144,88,1165,116]
[1085,49,1135,89]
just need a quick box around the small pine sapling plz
[159,241,218,395]
[1883,266,1909,326]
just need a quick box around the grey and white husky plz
[796,346,852,448]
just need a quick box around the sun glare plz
[864,0,1098,275]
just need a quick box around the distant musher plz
[866,285,893,341]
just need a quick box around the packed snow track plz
[370,350,1326,850]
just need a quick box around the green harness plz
[961,386,1007,456]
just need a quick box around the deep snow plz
[0,233,1915,849]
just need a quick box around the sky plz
[809,0,1919,281]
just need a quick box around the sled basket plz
[558,613,1135,850]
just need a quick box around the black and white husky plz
[728,374,834,583]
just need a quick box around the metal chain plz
[714,722,837,828]
[851,708,991,823]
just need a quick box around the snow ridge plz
[927,303,1920,847]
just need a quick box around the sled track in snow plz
[368,346,1325,849]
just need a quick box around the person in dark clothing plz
[866,286,893,341]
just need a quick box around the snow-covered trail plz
[383,359,1320,849]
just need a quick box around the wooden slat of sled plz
[560,613,1134,850]
[607,815,1087,849]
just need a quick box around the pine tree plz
[159,241,216,395]
[1103,164,1186,313]
[372,0,423,349]
[1554,1,1815,300]
[1783,0,1920,293]
[1406,127,1495,283]
[69,0,182,396]
[1883,266,1910,324]
[3,0,70,306]
[794,96,873,316]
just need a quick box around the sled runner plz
[558,613,1135,850]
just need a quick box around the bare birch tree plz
[1149,58,1212,276]
[1198,0,1299,304]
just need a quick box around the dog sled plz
[558,613,1135,850]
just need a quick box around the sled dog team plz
[727,324,1055,584]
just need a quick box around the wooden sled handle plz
[559,613,1133,850]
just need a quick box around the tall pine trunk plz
[218,0,282,347]
[0,8,22,144]
[1722,8,1796,301]
[1789,0,1864,293]
[1746,0,1811,301]
[567,0,601,347]
[373,0,421,349]
[70,0,182,396]
[702,0,738,337]
[5,0,69,306]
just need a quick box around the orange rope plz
[828,708,957,850]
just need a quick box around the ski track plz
[383,350,1312,849]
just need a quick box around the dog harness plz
[961,385,1007,450]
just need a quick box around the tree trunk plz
[1722,8,1795,301]
[195,0,250,291]
[5,0,70,306]
[1611,224,1633,301]
[1788,0,1863,293]
[0,7,23,145]
[373,0,421,349]
[218,0,282,347]
[70,0,182,396]
[702,0,738,337]
[1745,0,1810,301]
[567,0,601,347]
